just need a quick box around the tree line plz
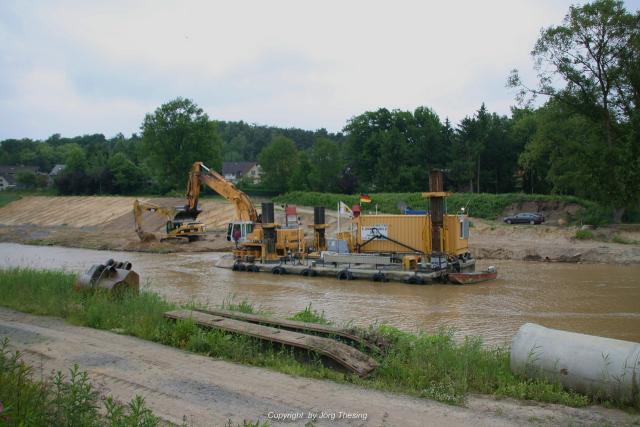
[0,0,638,220]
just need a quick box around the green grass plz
[0,193,21,208]
[0,338,159,426]
[611,234,638,245]
[575,229,594,240]
[0,268,621,410]
[274,191,611,224]
[287,303,330,325]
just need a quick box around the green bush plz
[0,339,159,426]
[575,229,594,240]
[288,304,330,325]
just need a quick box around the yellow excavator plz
[186,162,305,260]
[134,161,306,257]
[132,199,206,242]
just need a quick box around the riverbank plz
[1,268,638,425]
[5,309,636,427]
[2,243,639,345]
[1,268,637,409]
[0,195,638,263]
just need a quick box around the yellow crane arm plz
[133,199,176,241]
[186,162,258,222]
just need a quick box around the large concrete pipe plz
[510,323,640,402]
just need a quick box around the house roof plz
[49,164,66,175]
[221,162,257,177]
[0,165,39,185]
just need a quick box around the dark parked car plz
[503,212,545,224]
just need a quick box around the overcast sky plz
[1,0,639,140]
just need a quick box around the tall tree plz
[509,0,640,220]
[258,136,300,193]
[344,107,449,192]
[308,137,344,192]
[141,98,222,192]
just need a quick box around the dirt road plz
[1,308,636,426]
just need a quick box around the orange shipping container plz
[355,215,431,254]
[354,214,469,256]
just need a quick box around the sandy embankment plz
[0,196,638,263]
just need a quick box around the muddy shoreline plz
[0,196,638,263]
[1,221,638,264]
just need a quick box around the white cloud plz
[0,0,583,139]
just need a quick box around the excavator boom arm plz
[187,162,258,222]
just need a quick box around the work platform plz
[215,254,476,284]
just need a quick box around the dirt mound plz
[0,196,137,227]
[0,196,237,232]
[0,196,239,252]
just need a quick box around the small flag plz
[359,194,372,203]
[338,201,352,217]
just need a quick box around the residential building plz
[221,162,263,184]
[0,165,40,191]
[48,164,66,186]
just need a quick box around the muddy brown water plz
[1,243,638,346]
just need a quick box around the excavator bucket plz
[75,259,140,294]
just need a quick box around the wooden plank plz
[193,308,379,352]
[164,310,378,377]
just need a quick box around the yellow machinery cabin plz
[353,213,469,257]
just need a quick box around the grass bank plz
[0,193,21,208]
[274,191,611,225]
[3,268,631,410]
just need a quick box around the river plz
[1,242,638,346]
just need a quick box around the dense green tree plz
[15,171,39,189]
[509,0,640,221]
[290,151,312,191]
[108,152,145,194]
[141,98,222,192]
[344,107,450,192]
[308,137,344,192]
[215,120,344,161]
[258,136,299,193]
[62,144,87,172]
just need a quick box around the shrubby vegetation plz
[0,338,159,426]
[0,0,638,222]
[275,191,612,224]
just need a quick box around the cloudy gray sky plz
[1,0,638,139]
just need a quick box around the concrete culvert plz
[510,323,640,403]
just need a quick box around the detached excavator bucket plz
[75,259,140,294]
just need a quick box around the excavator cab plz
[226,221,254,243]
